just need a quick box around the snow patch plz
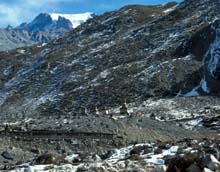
[184,118,203,130]
[65,154,79,162]
[33,89,61,109]
[163,5,177,14]
[37,43,47,48]
[123,9,131,15]
[17,49,25,54]
[146,158,165,165]
[184,78,209,97]
[200,79,209,93]
[99,69,110,79]
[169,32,180,38]
[107,145,133,163]
[184,86,200,97]
[207,37,220,78]
[212,16,220,24]
[50,12,93,28]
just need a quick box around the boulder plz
[187,164,202,172]
[35,153,55,164]
[30,148,40,154]
[130,145,152,155]
[166,156,190,172]
[1,151,14,161]
[201,155,220,171]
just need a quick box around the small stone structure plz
[103,107,110,116]
[95,107,100,116]
[120,102,130,116]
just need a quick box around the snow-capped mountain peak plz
[50,12,93,28]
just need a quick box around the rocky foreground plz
[3,138,220,172]
[1,99,220,172]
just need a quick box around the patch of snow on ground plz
[37,43,47,48]
[169,32,180,38]
[163,5,177,14]
[145,98,174,108]
[168,109,191,119]
[99,69,110,79]
[107,144,179,165]
[17,49,25,54]
[107,145,133,163]
[67,58,80,67]
[213,16,220,23]
[123,9,131,15]
[90,41,115,54]
[207,37,220,77]
[146,158,165,165]
[65,154,79,162]
[33,89,61,109]
[163,146,179,156]
[42,43,47,46]
[185,118,203,129]
[184,78,209,97]
[101,15,119,25]
[184,85,200,97]
[12,164,77,172]
[200,79,209,93]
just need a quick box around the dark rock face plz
[17,13,73,32]
[56,16,73,30]
[24,13,54,32]
[0,0,220,131]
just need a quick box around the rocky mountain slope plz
[1,0,219,114]
[0,13,92,51]
[1,0,220,169]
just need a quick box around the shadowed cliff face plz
[0,0,220,119]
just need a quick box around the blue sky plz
[0,0,181,27]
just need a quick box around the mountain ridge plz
[0,12,92,51]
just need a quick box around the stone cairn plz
[120,102,130,117]
[95,107,100,116]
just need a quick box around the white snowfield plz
[50,12,93,28]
